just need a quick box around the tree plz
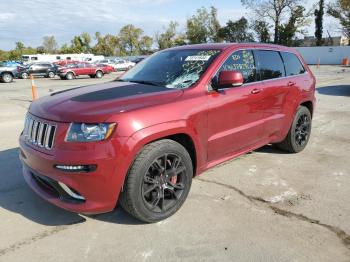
[119,24,143,55]
[242,0,301,44]
[278,5,307,46]
[208,6,222,42]
[218,17,254,42]
[186,6,221,44]
[139,36,153,54]
[80,32,92,53]
[315,0,325,46]
[327,0,350,43]
[93,32,120,56]
[42,35,58,53]
[252,20,271,42]
[155,21,178,49]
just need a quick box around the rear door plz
[207,49,266,162]
[254,50,291,140]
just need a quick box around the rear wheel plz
[276,106,312,153]
[119,139,193,223]
[66,72,74,80]
[1,73,13,83]
[95,70,103,78]
[21,72,29,79]
[48,71,55,78]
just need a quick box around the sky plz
[0,0,341,50]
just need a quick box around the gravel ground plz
[0,67,349,262]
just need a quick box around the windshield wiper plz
[128,80,162,86]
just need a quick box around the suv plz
[0,62,19,83]
[58,63,109,80]
[19,43,315,223]
[18,63,58,79]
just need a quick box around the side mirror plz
[216,70,244,89]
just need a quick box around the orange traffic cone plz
[30,74,37,101]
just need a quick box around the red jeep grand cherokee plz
[19,43,316,222]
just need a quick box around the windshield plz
[120,49,221,89]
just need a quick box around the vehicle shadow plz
[317,85,350,96]
[254,144,289,154]
[0,147,140,226]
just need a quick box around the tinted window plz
[281,52,305,76]
[216,50,257,84]
[257,50,285,80]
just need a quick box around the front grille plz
[23,115,56,150]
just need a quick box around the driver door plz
[207,49,266,162]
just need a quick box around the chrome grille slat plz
[37,122,45,147]
[44,125,52,149]
[23,115,56,150]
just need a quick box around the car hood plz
[29,81,183,122]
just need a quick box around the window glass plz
[216,50,257,84]
[281,52,305,76]
[257,50,285,80]
[121,49,221,89]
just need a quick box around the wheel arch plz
[300,100,314,117]
[121,123,203,181]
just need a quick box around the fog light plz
[54,164,97,172]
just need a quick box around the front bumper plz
[19,135,128,214]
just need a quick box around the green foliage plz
[155,21,179,49]
[327,0,350,42]
[186,6,221,44]
[241,0,302,44]
[119,24,143,55]
[93,33,120,56]
[278,5,307,46]
[218,17,253,43]
[139,36,153,55]
[252,20,271,43]
[315,0,325,46]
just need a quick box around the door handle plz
[288,81,296,86]
[251,88,261,94]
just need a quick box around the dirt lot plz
[0,67,349,261]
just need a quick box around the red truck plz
[58,63,114,80]
[19,43,316,222]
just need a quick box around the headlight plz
[66,123,116,142]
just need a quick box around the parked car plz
[113,59,136,71]
[19,43,316,223]
[18,63,59,79]
[58,63,110,80]
[0,62,19,83]
[130,57,146,64]
[95,64,115,74]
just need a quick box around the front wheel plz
[276,106,312,153]
[1,73,13,83]
[66,72,74,80]
[119,139,193,223]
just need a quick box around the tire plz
[95,70,103,78]
[1,73,13,83]
[66,72,74,80]
[60,76,65,80]
[276,106,312,153]
[119,139,193,223]
[48,71,55,78]
[21,72,29,79]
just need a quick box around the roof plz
[169,42,294,52]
